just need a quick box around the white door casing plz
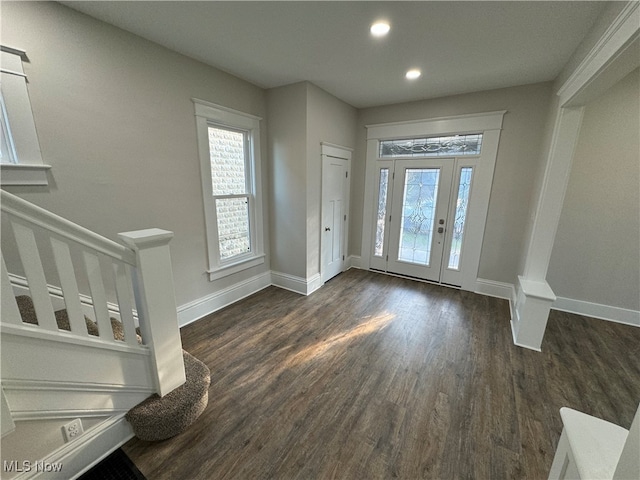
[361,111,505,291]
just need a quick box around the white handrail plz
[1,191,185,397]
[1,190,136,265]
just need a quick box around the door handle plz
[325,227,331,232]
[437,227,444,234]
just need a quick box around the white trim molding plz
[177,271,271,327]
[365,110,506,140]
[553,297,640,328]
[8,414,134,480]
[271,271,322,296]
[2,379,153,421]
[0,163,52,186]
[474,278,515,302]
[321,142,353,159]
[0,47,48,186]
[558,1,640,107]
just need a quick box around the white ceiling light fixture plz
[370,22,390,37]
[406,69,422,80]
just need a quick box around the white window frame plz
[0,46,50,186]
[193,98,265,281]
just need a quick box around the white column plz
[513,106,584,351]
[119,229,185,397]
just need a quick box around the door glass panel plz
[374,168,389,257]
[448,167,473,270]
[398,168,439,266]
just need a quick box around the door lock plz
[325,227,331,232]
[437,227,444,234]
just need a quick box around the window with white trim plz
[193,99,264,281]
[0,46,50,186]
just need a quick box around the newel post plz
[118,228,185,397]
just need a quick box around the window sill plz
[1,163,51,186]
[207,254,265,281]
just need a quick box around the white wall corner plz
[271,271,322,296]
[347,255,362,270]
[177,271,272,328]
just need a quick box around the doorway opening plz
[361,111,505,291]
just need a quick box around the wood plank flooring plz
[123,269,640,479]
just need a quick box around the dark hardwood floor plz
[123,269,640,479]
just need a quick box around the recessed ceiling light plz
[370,22,390,37]
[405,69,422,80]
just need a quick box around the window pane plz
[216,197,250,260]
[374,168,389,257]
[398,168,439,266]
[380,134,482,158]
[208,126,247,196]
[448,167,473,270]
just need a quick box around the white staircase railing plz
[0,190,185,409]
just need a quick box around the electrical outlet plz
[61,418,84,443]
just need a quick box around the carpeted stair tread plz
[16,295,141,343]
[125,351,210,441]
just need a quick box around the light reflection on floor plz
[284,312,396,368]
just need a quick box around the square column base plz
[512,276,556,351]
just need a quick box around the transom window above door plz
[379,133,483,158]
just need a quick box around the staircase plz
[1,190,187,478]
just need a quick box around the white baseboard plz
[347,255,362,269]
[473,278,639,329]
[475,278,517,324]
[10,414,135,480]
[3,379,153,421]
[271,271,322,296]
[552,297,640,327]
[474,278,515,301]
[177,271,272,327]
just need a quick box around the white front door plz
[321,155,349,283]
[387,159,454,281]
[370,157,478,286]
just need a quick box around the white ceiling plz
[62,1,608,109]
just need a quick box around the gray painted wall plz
[352,82,554,285]
[266,82,308,278]
[547,69,640,310]
[1,2,270,307]
[305,83,357,278]
[267,82,356,281]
